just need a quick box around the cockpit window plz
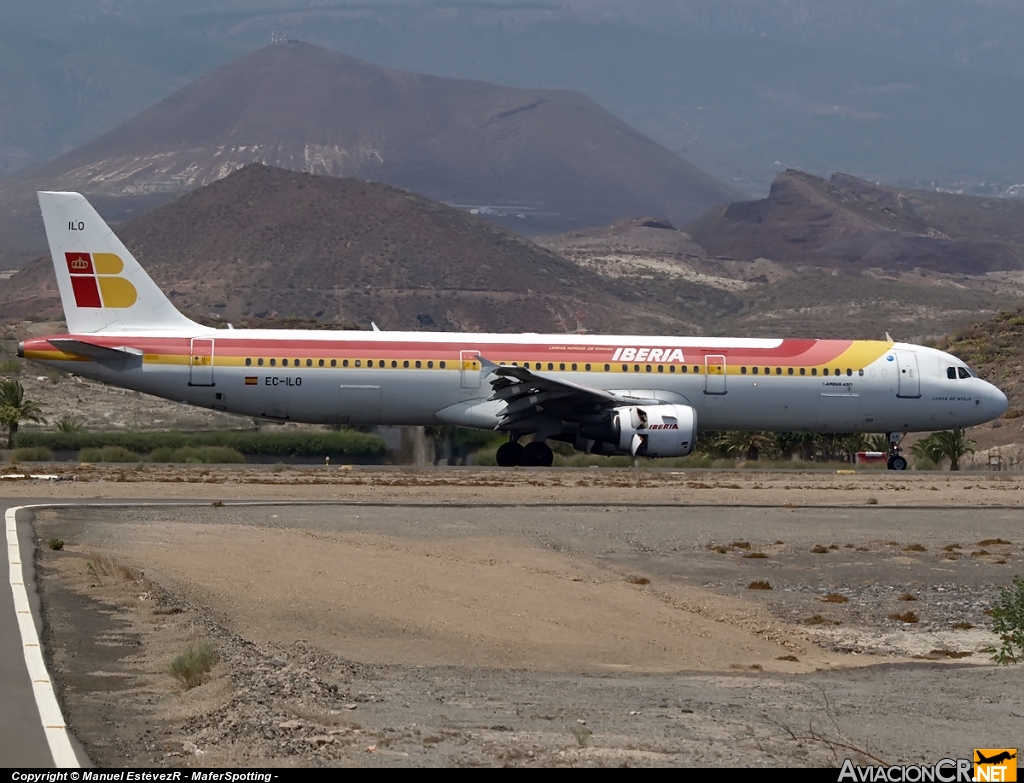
[958,367,973,379]
[947,367,957,380]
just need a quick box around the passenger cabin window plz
[270,359,276,367]
[799,368,805,375]
[787,368,794,375]
[440,361,446,369]
[811,368,817,376]
[332,360,337,367]
[245,358,252,366]
[319,359,324,367]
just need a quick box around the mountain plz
[0,165,740,335]
[685,170,1024,274]
[0,40,740,268]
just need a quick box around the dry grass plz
[811,545,830,554]
[820,593,849,604]
[888,611,920,623]
[628,576,651,586]
[951,622,974,630]
[742,552,768,559]
[898,593,918,602]
[902,544,927,552]
[747,581,772,590]
[977,538,1011,546]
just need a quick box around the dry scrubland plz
[15,467,1024,767]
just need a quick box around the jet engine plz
[579,404,697,457]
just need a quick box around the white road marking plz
[6,506,80,768]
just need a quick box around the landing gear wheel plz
[885,432,907,471]
[522,441,554,467]
[496,442,525,467]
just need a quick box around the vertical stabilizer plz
[37,191,199,334]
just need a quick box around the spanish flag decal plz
[66,252,138,308]
[244,377,258,386]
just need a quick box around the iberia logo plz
[65,252,138,309]
[975,749,1017,782]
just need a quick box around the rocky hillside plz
[0,40,740,268]
[0,165,735,335]
[686,170,1024,274]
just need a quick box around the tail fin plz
[37,191,198,334]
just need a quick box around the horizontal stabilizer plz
[48,338,144,363]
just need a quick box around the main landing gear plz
[886,432,907,471]
[496,437,554,467]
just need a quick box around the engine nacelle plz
[613,404,697,457]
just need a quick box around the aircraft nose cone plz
[992,385,1009,417]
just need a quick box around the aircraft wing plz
[485,362,657,429]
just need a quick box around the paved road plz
[2,500,61,767]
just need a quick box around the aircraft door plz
[704,355,726,394]
[894,350,921,398]
[189,338,214,386]
[460,350,481,389]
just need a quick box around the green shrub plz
[990,576,1024,664]
[17,429,387,459]
[12,447,54,462]
[79,446,141,463]
[0,358,21,374]
[169,642,220,689]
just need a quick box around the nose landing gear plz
[886,432,907,471]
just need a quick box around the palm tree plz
[931,428,975,471]
[0,380,46,449]
[911,429,975,470]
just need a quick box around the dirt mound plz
[686,169,1024,274]
[0,40,740,267]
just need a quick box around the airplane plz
[975,751,1016,765]
[18,191,1009,469]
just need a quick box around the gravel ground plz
[20,469,1024,767]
